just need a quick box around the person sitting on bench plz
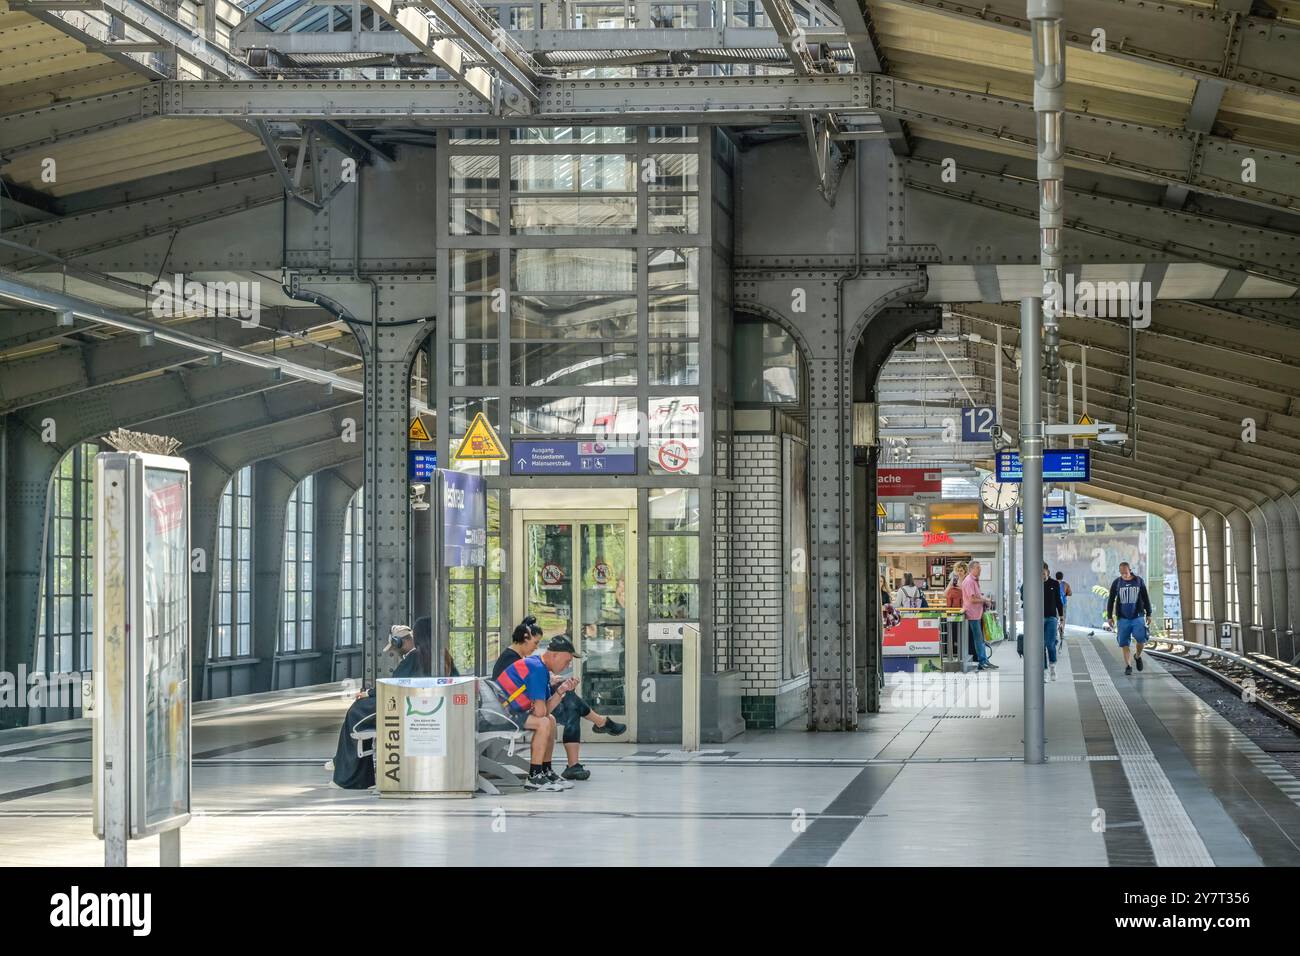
[329,624,430,789]
[493,622,626,781]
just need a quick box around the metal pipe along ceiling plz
[1030,0,1065,432]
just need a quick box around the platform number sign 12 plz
[961,406,996,443]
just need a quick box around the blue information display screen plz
[408,449,437,481]
[511,440,636,476]
[1017,506,1069,526]
[996,449,1090,483]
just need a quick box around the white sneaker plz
[524,771,567,792]
[1049,665,1057,681]
[545,769,575,790]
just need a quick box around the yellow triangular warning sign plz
[454,412,506,462]
[876,502,887,518]
[1078,413,1094,427]
[408,416,432,442]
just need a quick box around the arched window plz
[281,475,315,652]
[35,442,98,674]
[1224,528,1238,624]
[1192,516,1210,620]
[339,490,364,648]
[733,316,802,405]
[212,465,253,659]
[1251,530,1261,627]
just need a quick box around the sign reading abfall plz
[877,468,942,501]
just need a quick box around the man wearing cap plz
[541,634,627,781]
[356,624,421,699]
[330,623,426,789]
[496,637,579,791]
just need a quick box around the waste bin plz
[375,676,478,799]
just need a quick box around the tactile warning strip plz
[1078,640,1214,867]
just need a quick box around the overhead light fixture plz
[880,426,945,439]
[57,311,74,328]
[210,352,223,367]
[139,332,155,347]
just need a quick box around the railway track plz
[1147,639,1300,733]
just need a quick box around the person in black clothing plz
[328,623,431,789]
[492,618,627,781]
[491,616,542,680]
[1042,563,1065,681]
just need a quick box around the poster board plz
[94,452,192,844]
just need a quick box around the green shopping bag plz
[982,611,1004,644]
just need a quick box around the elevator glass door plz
[521,516,633,736]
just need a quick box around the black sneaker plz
[524,771,566,792]
[983,662,999,670]
[592,718,627,736]
[1135,655,1144,671]
[562,763,590,781]
[1125,664,1133,676]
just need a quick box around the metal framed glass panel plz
[437,127,714,713]
[518,514,633,722]
[36,442,98,677]
[733,318,801,405]
[1225,527,1238,624]
[281,475,315,652]
[1192,516,1209,620]
[139,464,191,832]
[339,489,364,648]
[212,465,253,659]
[648,488,700,621]
[447,490,502,672]
[1251,531,1261,627]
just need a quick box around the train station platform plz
[4,629,1299,867]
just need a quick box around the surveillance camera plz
[410,483,430,511]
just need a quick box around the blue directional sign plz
[511,440,637,476]
[961,406,996,442]
[1017,506,1069,526]
[408,449,437,481]
[996,449,1090,483]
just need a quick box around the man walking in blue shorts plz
[1106,561,1153,676]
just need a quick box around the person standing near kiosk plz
[961,561,998,670]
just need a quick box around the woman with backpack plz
[893,572,927,609]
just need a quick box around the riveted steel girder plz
[155,75,875,120]
[877,0,1300,105]
[905,159,1300,287]
[0,87,161,160]
[875,75,1300,214]
[0,172,285,270]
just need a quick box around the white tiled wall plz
[730,434,807,700]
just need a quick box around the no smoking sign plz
[656,439,692,474]
[541,561,565,589]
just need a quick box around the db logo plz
[453,693,468,705]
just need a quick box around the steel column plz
[1020,295,1044,765]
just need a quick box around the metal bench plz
[476,678,532,794]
